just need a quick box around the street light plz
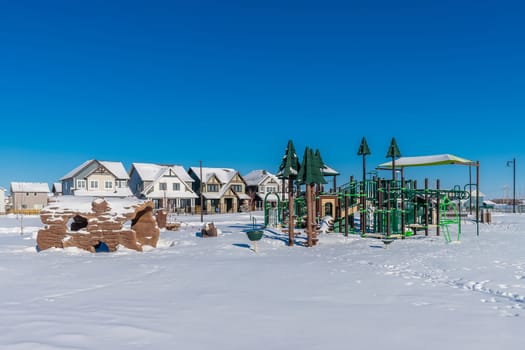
[506,158,516,213]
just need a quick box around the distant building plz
[461,190,486,210]
[52,182,62,196]
[0,187,6,214]
[60,160,132,197]
[243,170,285,210]
[188,167,250,214]
[10,182,50,213]
[129,163,198,213]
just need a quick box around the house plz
[243,170,285,210]
[10,182,50,213]
[60,160,132,197]
[0,187,6,214]
[128,163,198,213]
[52,182,62,196]
[188,167,250,214]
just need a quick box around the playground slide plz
[342,204,359,218]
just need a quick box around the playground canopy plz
[377,153,481,236]
[377,154,475,169]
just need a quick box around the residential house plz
[0,187,6,214]
[52,182,62,196]
[188,167,250,214]
[129,163,198,213]
[10,182,50,213]
[60,160,132,197]
[243,170,284,210]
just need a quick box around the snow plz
[378,154,475,168]
[189,167,237,184]
[132,163,194,183]
[1,212,525,349]
[60,160,129,181]
[10,182,50,193]
[45,196,145,215]
[243,169,279,186]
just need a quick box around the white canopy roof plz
[378,154,475,168]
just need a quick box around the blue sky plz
[1,0,523,199]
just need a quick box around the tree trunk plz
[288,175,294,247]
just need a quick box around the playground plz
[268,138,482,246]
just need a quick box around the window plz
[207,184,219,192]
[77,179,86,189]
[172,183,180,191]
[231,185,242,192]
[159,183,167,191]
[260,186,265,193]
[267,186,277,193]
[118,180,127,188]
[104,181,113,189]
[90,180,99,189]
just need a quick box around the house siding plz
[12,192,49,211]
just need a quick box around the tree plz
[277,140,300,246]
[386,137,401,181]
[297,147,326,246]
[357,137,371,235]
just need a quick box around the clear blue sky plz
[1,0,523,199]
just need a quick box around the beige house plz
[60,160,132,197]
[188,167,250,214]
[243,170,285,210]
[129,163,198,213]
[10,182,50,213]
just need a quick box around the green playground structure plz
[272,138,481,246]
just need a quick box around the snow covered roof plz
[100,161,130,179]
[378,154,475,168]
[322,164,340,176]
[52,183,62,193]
[243,170,279,186]
[60,160,130,180]
[189,167,238,184]
[132,163,193,183]
[10,182,50,193]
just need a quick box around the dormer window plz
[207,184,219,192]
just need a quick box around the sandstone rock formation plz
[37,197,160,252]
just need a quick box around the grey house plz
[60,160,132,197]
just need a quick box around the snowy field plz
[1,212,524,350]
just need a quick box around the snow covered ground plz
[1,212,524,350]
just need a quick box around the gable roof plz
[10,182,50,193]
[189,167,238,184]
[52,182,62,193]
[132,163,193,183]
[243,170,279,186]
[60,160,130,180]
